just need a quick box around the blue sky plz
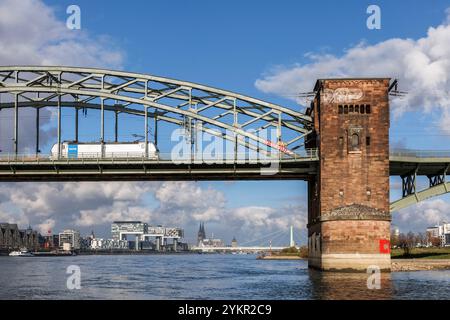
[1,0,450,244]
[41,0,450,152]
[43,0,449,100]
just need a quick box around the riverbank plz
[392,259,450,271]
[257,246,308,260]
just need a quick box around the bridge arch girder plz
[0,66,313,156]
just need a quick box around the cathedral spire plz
[197,222,206,245]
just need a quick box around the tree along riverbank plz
[391,247,450,259]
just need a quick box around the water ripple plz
[0,255,448,299]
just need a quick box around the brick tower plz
[307,78,391,271]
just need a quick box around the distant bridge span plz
[390,150,450,212]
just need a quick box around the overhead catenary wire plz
[260,230,288,247]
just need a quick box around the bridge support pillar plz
[173,238,178,252]
[307,78,392,272]
[155,236,161,252]
[35,107,40,156]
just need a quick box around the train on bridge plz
[50,141,159,160]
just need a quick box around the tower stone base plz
[308,205,391,272]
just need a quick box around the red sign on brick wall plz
[379,239,390,253]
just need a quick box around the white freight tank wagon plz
[50,142,158,159]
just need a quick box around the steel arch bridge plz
[0,65,317,181]
[0,66,313,155]
[1,66,450,212]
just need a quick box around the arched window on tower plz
[351,133,359,148]
[348,127,363,153]
[350,133,361,152]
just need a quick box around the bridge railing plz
[390,149,450,158]
[0,148,319,163]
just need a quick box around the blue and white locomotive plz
[50,141,159,159]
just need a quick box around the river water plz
[0,254,449,300]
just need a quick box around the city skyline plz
[0,218,297,247]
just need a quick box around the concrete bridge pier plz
[135,235,140,251]
[155,236,161,252]
[173,238,178,252]
[307,78,392,272]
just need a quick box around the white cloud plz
[225,204,306,245]
[0,0,123,67]
[0,0,143,237]
[394,198,450,232]
[255,8,450,133]
[0,180,305,244]
[255,8,450,234]
[152,182,306,242]
[77,205,153,227]
[0,182,155,230]
[0,1,304,245]
[36,218,55,235]
[150,182,228,241]
[155,181,226,210]
[154,182,226,225]
[0,203,29,227]
[0,0,124,153]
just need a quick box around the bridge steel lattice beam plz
[427,163,449,187]
[0,66,313,160]
[401,166,418,198]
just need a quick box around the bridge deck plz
[1,151,449,181]
[0,155,318,181]
[389,151,450,176]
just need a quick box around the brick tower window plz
[348,127,363,153]
[351,133,360,150]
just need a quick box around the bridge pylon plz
[306,78,392,272]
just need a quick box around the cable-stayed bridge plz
[191,227,301,253]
